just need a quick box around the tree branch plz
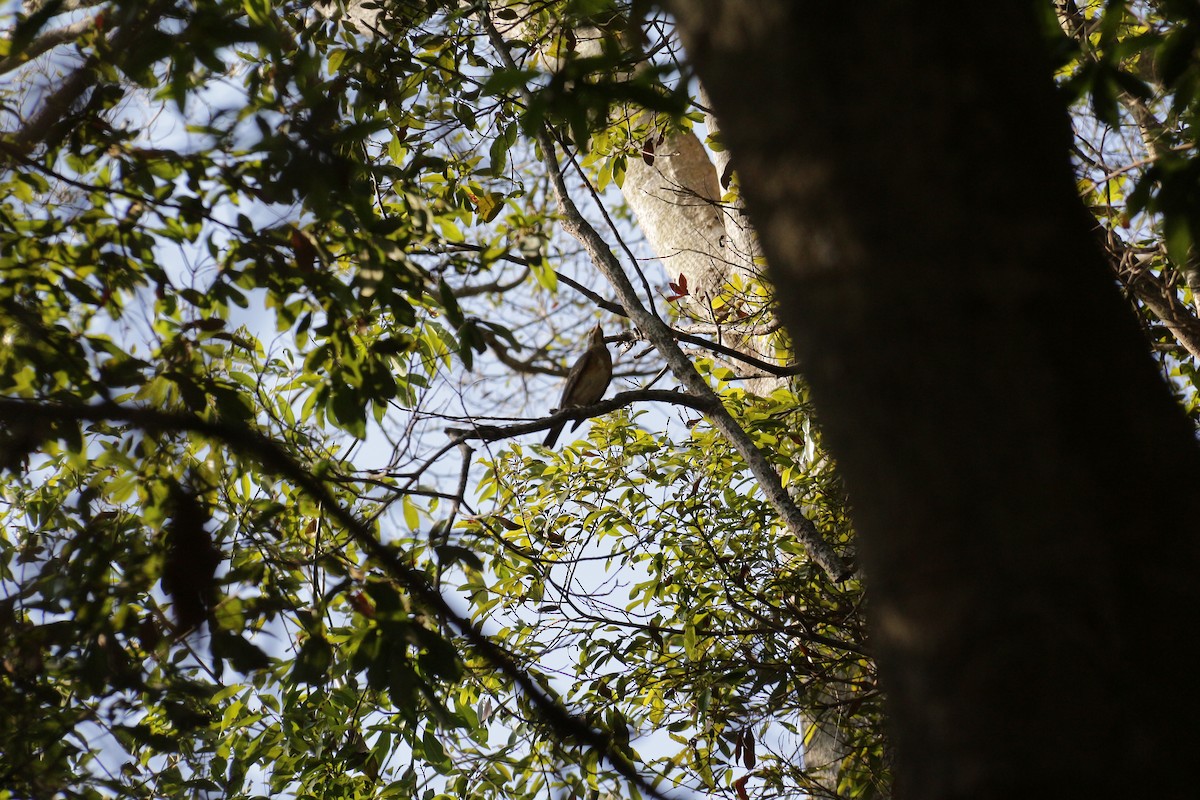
[448,388,719,444]
[0,16,97,77]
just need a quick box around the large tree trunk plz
[669,2,1200,798]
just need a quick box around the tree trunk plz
[669,2,1200,798]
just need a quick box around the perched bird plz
[543,324,612,447]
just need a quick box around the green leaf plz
[434,544,484,572]
[242,0,271,26]
[328,48,347,74]
[211,630,272,674]
[402,494,420,530]
[293,633,333,685]
[683,615,699,660]
[1164,213,1193,267]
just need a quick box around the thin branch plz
[479,326,563,377]
[4,2,171,154]
[421,242,629,315]
[449,388,719,444]
[6,57,99,153]
[674,328,801,377]
[1089,143,1195,186]
[1057,1,1200,321]
[683,317,785,338]
[432,243,791,378]
[435,440,474,589]
[1101,232,1200,360]
[558,134,665,322]
[553,269,627,316]
[375,391,713,503]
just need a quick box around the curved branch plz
[674,329,801,378]
[421,242,630,315]
[1106,237,1200,361]
[452,265,530,298]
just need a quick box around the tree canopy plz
[2,2,1199,799]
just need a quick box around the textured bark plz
[669,2,1200,799]
[621,130,727,304]
[621,130,787,393]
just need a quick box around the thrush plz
[543,324,612,447]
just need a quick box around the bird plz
[543,324,612,447]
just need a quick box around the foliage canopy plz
[2,2,1199,799]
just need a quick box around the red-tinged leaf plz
[734,775,750,800]
[350,591,376,618]
[642,138,656,166]
[743,727,756,769]
[665,272,691,302]
[470,191,504,223]
[290,228,317,272]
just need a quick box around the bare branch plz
[448,388,720,444]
